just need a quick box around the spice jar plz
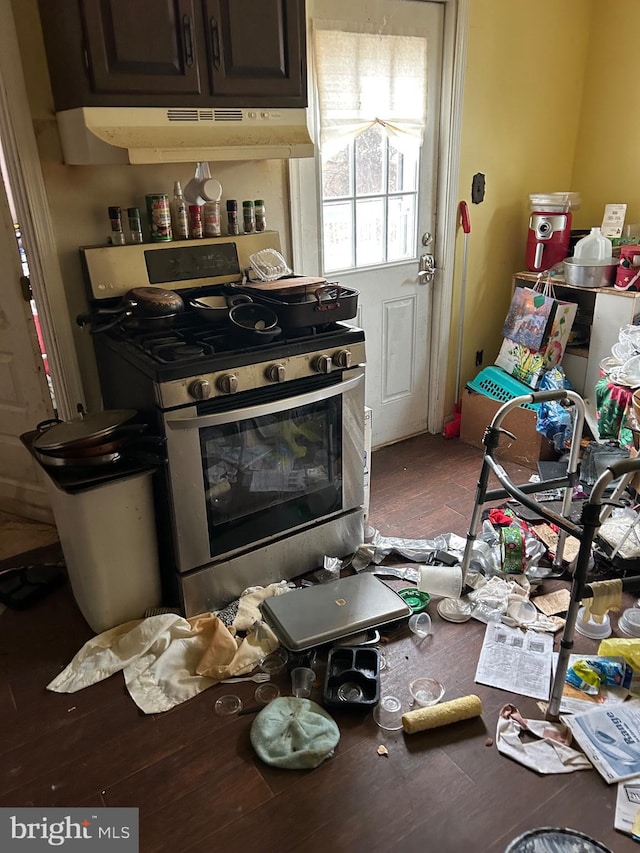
[254,199,266,232]
[127,207,143,244]
[107,206,126,245]
[243,200,256,233]
[226,199,240,236]
[189,204,203,239]
[203,200,221,237]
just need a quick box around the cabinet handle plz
[210,18,221,70]
[182,15,194,67]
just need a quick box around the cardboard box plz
[459,389,557,468]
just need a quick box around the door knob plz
[418,252,436,284]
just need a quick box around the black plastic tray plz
[322,646,380,708]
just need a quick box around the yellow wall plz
[572,0,640,228]
[449,0,593,417]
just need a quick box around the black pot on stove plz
[76,287,185,334]
[228,302,281,343]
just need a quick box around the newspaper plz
[616,780,640,838]
[563,700,640,783]
[474,622,553,701]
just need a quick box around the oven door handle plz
[165,371,364,428]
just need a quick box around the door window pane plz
[355,125,385,196]
[355,197,384,266]
[323,201,354,272]
[322,142,352,198]
[389,144,418,193]
[387,194,417,261]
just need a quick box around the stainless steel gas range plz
[81,233,366,616]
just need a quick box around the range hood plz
[55,107,314,165]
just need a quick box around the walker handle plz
[528,389,568,404]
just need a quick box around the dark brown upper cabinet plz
[38,0,307,111]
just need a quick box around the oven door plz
[164,367,365,572]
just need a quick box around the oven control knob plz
[334,349,352,368]
[266,363,286,383]
[313,354,333,374]
[217,373,239,394]
[189,379,212,400]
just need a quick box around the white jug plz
[573,227,612,261]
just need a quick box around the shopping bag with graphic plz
[496,275,577,388]
[501,285,555,352]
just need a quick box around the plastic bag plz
[535,367,573,451]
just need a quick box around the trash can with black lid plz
[21,422,163,633]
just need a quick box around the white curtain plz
[313,21,428,157]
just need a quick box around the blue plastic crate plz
[466,366,540,411]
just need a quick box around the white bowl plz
[618,608,640,638]
[575,607,612,640]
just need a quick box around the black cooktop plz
[94,319,365,383]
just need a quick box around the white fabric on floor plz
[496,704,592,775]
[47,582,290,713]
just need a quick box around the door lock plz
[418,253,436,284]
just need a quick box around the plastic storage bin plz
[43,470,161,632]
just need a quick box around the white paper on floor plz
[475,622,553,701]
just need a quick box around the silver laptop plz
[260,573,412,651]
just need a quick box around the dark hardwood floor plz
[0,434,635,852]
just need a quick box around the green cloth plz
[250,697,340,769]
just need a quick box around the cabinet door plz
[80,0,203,97]
[38,0,207,109]
[203,0,307,105]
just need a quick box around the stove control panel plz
[160,340,366,408]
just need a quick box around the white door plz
[297,0,445,449]
[0,166,56,522]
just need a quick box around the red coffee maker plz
[525,192,581,272]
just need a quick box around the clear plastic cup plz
[214,694,243,716]
[373,695,404,731]
[409,677,445,707]
[290,667,315,698]
[260,647,289,676]
[255,682,280,704]
[408,612,432,638]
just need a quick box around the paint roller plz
[402,694,483,734]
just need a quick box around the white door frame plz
[0,0,85,422]
[290,0,469,435]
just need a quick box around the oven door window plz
[200,397,342,557]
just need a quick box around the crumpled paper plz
[496,704,592,774]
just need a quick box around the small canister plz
[226,199,240,236]
[107,206,126,245]
[243,200,256,233]
[189,204,203,239]
[203,200,221,237]
[145,193,173,242]
[127,207,143,244]
[254,199,266,232]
